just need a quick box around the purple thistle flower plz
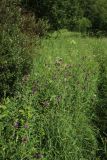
[22,74,30,83]
[33,153,44,159]
[40,100,50,108]
[32,86,37,94]
[22,136,28,143]
[24,123,29,129]
[14,121,19,129]
[32,81,39,94]
[56,96,62,104]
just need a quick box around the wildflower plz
[64,78,67,82]
[42,100,50,108]
[55,57,63,66]
[66,64,73,69]
[32,86,38,94]
[22,74,30,83]
[14,121,19,129]
[70,40,76,45]
[24,123,29,129]
[55,60,61,66]
[32,83,39,94]
[22,136,28,144]
[56,96,62,104]
[93,94,97,98]
[33,153,44,159]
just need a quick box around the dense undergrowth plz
[1,30,107,159]
[0,0,31,98]
[0,0,42,99]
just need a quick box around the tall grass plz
[1,30,107,159]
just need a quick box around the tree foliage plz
[21,0,107,34]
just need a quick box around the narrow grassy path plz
[30,30,107,159]
[32,30,107,159]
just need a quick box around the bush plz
[21,12,50,37]
[0,0,33,99]
[77,17,92,34]
[0,29,32,98]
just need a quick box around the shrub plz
[77,17,92,34]
[0,0,33,99]
[21,9,50,37]
[0,29,32,98]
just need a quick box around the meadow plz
[1,30,107,160]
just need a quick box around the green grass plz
[1,29,107,159]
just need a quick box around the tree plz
[21,0,107,34]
